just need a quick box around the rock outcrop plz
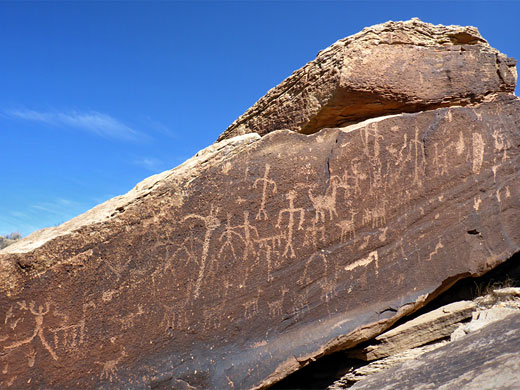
[1,19,519,389]
[328,286,520,389]
[217,18,517,141]
[346,312,520,390]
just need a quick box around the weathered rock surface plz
[329,285,520,389]
[0,19,519,390]
[348,300,476,361]
[218,18,517,141]
[347,312,520,390]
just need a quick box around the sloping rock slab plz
[348,300,476,361]
[1,96,519,389]
[218,19,517,141]
[349,312,520,390]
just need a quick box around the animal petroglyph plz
[345,250,379,276]
[268,287,289,317]
[183,206,221,299]
[254,164,277,220]
[336,211,357,242]
[277,190,305,258]
[428,240,445,261]
[96,349,127,383]
[308,177,339,223]
[362,204,387,228]
[4,301,58,361]
[118,305,144,330]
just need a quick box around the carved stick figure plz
[236,211,259,261]
[183,206,221,299]
[254,164,277,220]
[218,213,245,261]
[276,190,304,258]
[5,302,58,360]
[256,233,284,281]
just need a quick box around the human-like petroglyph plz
[3,305,21,331]
[492,128,511,162]
[4,301,58,361]
[472,132,485,174]
[254,164,277,220]
[276,190,305,258]
[235,211,259,261]
[304,219,326,250]
[256,233,284,282]
[183,206,221,299]
[456,131,465,156]
[410,128,426,187]
[218,213,246,262]
[164,232,202,274]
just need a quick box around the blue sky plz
[1,1,519,237]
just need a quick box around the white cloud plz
[5,109,142,141]
[133,157,163,171]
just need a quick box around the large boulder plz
[218,18,517,141]
[1,19,519,389]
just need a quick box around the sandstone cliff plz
[0,19,518,389]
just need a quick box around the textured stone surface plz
[348,312,520,390]
[0,20,519,390]
[218,18,517,141]
[348,300,476,361]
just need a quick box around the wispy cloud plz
[142,116,177,139]
[5,109,142,141]
[30,198,80,216]
[1,198,85,237]
[133,157,163,171]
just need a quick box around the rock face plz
[0,19,519,389]
[348,312,520,390]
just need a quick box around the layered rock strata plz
[347,312,520,390]
[0,19,519,389]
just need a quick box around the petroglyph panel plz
[1,97,519,389]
